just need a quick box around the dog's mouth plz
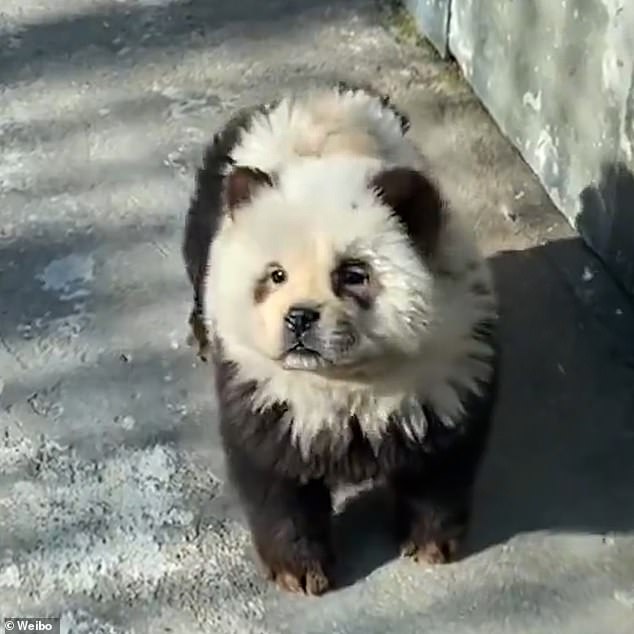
[281,344,329,371]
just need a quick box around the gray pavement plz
[1,1,633,632]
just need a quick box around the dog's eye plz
[340,263,368,286]
[269,267,287,285]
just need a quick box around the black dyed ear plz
[224,166,273,217]
[370,167,443,257]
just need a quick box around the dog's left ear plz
[224,166,274,217]
[370,167,443,257]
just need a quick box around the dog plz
[182,83,499,595]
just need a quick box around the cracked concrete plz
[1,1,633,633]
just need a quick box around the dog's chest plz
[253,377,430,459]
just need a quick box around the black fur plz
[182,85,499,594]
[214,336,498,591]
[182,102,275,359]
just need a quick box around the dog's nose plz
[285,305,320,336]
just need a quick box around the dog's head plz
[208,156,445,377]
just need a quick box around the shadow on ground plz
[0,220,184,343]
[0,0,365,86]
[470,236,634,551]
[325,235,634,587]
[577,161,634,298]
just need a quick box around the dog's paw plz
[257,537,333,596]
[401,535,461,565]
[265,559,331,596]
[394,495,469,566]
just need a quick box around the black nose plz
[285,305,320,336]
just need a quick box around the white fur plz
[229,88,421,174]
[204,88,497,457]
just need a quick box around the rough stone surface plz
[448,0,634,295]
[1,1,633,633]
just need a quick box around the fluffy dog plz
[182,83,499,595]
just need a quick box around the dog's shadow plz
[330,236,634,587]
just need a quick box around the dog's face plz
[208,157,444,376]
[248,234,382,372]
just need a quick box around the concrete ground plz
[1,1,633,632]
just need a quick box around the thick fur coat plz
[182,83,499,595]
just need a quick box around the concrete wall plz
[408,0,634,295]
[404,0,450,56]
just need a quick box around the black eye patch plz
[338,261,369,286]
[331,259,373,308]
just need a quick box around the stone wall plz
[407,0,634,295]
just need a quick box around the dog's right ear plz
[223,166,274,217]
